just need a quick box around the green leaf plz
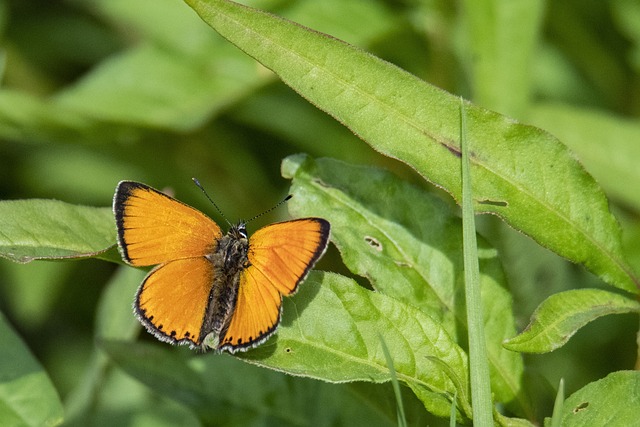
[0,199,115,263]
[102,342,211,418]
[544,371,640,426]
[95,267,144,343]
[495,412,537,427]
[612,0,640,70]
[503,289,640,353]
[54,42,261,131]
[242,272,471,420]
[529,103,640,212]
[0,311,64,427]
[0,90,114,145]
[64,266,145,423]
[185,0,638,294]
[282,154,529,418]
[462,0,544,116]
[103,339,401,426]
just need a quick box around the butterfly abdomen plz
[199,224,250,349]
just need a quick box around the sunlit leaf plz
[545,371,640,426]
[185,0,638,294]
[0,199,114,263]
[243,272,471,420]
[504,289,640,353]
[282,154,528,417]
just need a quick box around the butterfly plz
[113,181,330,353]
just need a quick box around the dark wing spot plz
[170,330,177,337]
[157,324,163,331]
[185,332,191,338]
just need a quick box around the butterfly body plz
[114,181,330,353]
[197,224,248,350]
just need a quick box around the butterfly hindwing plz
[114,181,222,266]
[219,218,330,352]
[135,257,214,347]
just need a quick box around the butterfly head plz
[229,221,248,240]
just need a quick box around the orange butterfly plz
[113,181,330,353]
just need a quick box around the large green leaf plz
[281,154,528,418]
[242,272,471,420]
[0,199,114,263]
[0,312,63,426]
[503,289,640,353]
[185,0,638,294]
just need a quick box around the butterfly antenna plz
[192,178,233,227]
[246,194,293,223]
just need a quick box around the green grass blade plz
[550,378,565,427]
[461,99,493,425]
[379,335,407,427]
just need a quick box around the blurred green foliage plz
[1,0,639,426]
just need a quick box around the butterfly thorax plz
[210,223,249,271]
[199,222,250,349]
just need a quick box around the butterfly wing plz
[219,218,330,352]
[135,257,214,347]
[114,181,222,347]
[113,181,222,266]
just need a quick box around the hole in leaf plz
[573,402,589,413]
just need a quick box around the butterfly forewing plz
[248,219,330,295]
[114,181,222,266]
[219,218,330,352]
[136,257,214,347]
